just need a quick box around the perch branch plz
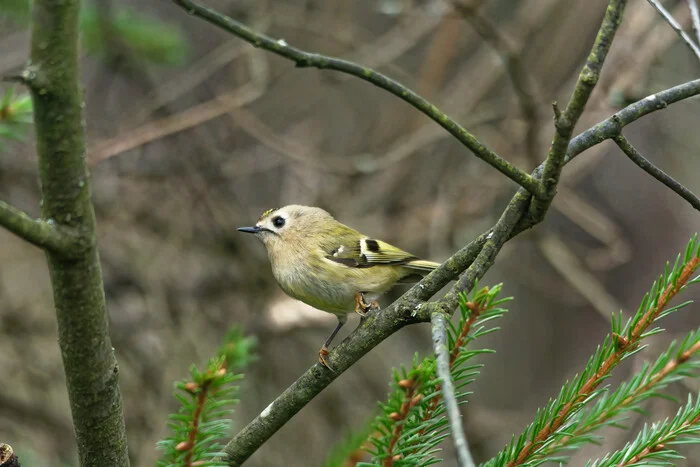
[646,0,700,61]
[613,134,700,212]
[170,0,543,197]
[530,0,627,219]
[0,200,82,255]
[431,312,475,467]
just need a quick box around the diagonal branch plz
[613,134,700,212]
[0,200,82,255]
[646,0,700,61]
[690,0,700,46]
[431,312,475,467]
[170,0,543,197]
[530,0,627,219]
[452,1,542,168]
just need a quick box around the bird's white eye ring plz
[272,216,285,228]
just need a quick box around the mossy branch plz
[170,0,543,197]
[530,0,627,219]
[17,0,130,465]
[0,200,84,255]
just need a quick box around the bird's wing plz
[323,236,418,268]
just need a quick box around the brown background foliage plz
[1,0,700,465]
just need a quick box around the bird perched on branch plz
[238,205,439,370]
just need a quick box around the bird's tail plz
[405,259,440,272]
[397,259,440,284]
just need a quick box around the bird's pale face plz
[237,205,332,254]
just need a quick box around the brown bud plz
[176,441,192,451]
[400,402,409,414]
[216,368,227,377]
[398,379,413,389]
[184,382,199,393]
[614,333,629,349]
[392,454,403,461]
[410,394,424,408]
[389,412,402,421]
[192,461,206,466]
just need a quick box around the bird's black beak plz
[237,226,262,234]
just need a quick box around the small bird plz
[237,205,439,369]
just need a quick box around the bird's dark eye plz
[272,216,285,228]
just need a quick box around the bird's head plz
[237,204,335,255]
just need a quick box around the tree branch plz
[170,0,543,197]
[566,78,700,163]
[431,312,475,467]
[690,0,700,46]
[530,0,627,218]
[0,200,83,255]
[453,1,542,168]
[646,0,700,61]
[612,134,700,212]
[24,0,130,465]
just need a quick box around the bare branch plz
[0,200,82,256]
[170,0,543,197]
[690,0,700,45]
[613,134,700,212]
[531,0,627,219]
[453,1,543,168]
[431,312,475,467]
[646,0,700,61]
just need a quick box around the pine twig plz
[612,134,700,212]
[504,250,700,467]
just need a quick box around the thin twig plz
[431,312,475,467]
[531,0,628,219]
[689,0,700,45]
[452,1,542,168]
[646,0,700,61]
[613,134,700,212]
[0,199,83,256]
[170,0,543,197]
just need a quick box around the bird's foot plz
[318,345,335,372]
[354,292,380,317]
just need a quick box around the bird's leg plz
[319,316,346,371]
[354,292,380,317]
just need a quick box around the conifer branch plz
[489,237,700,467]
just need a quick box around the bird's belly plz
[272,262,399,315]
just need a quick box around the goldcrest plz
[238,205,439,369]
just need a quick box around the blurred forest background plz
[2,0,700,465]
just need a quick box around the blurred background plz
[1,0,700,465]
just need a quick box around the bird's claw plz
[319,345,335,372]
[354,292,379,317]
